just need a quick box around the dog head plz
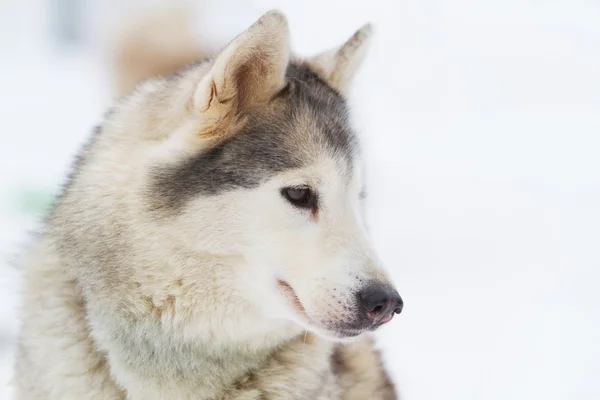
[72,11,401,342]
[150,11,402,340]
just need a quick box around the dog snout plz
[357,285,403,324]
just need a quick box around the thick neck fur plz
[49,198,313,398]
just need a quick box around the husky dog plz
[14,9,403,400]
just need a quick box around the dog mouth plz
[373,311,396,325]
[277,279,308,318]
[276,280,395,339]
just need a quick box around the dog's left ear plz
[305,24,373,95]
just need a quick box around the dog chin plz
[289,319,370,344]
[303,324,369,343]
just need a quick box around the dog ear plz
[193,11,289,132]
[305,24,373,95]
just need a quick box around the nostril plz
[358,286,392,317]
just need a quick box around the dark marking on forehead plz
[150,63,358,211]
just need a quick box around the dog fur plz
[14,9,401,400]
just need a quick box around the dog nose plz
[358,286,403,322]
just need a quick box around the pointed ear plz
[305,24,373,95]
[193,11,289,130]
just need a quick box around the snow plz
[1,0,599,399]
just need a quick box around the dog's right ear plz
[193,11,290,137]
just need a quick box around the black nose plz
[358,285,403,322]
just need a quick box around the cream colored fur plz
[14,9,398,400]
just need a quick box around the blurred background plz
[1,0,599,399]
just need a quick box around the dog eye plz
[282,187,316,209]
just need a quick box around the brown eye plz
[282,187,316,209]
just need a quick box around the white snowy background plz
[1,0,598,399]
